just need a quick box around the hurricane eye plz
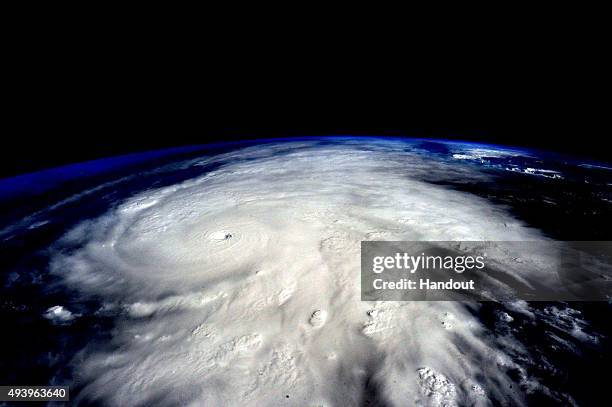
[210,230,233,241]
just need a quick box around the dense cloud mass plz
[48,140,586,405]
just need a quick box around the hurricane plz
[2,137,609,406]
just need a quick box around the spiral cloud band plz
[49,140,586,406]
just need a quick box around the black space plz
[3,30,606,179]
[4,87,605,179]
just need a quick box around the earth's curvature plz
[1,137,611,406]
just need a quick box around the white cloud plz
[50,140,558,406]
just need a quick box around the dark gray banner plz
[0,386,69,402]
[361,241,612,301]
